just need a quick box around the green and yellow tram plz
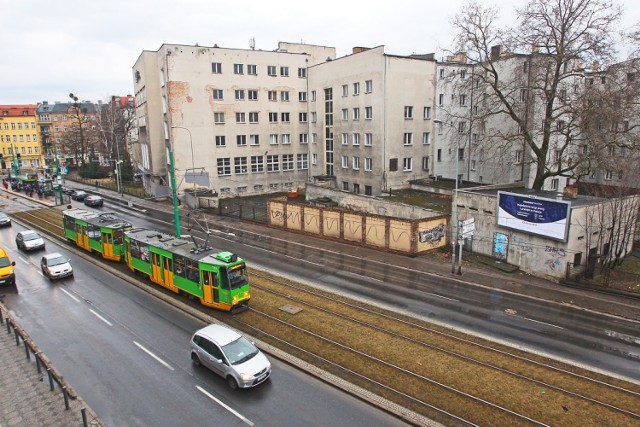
[62,208,132,261]
[124,228,250,312]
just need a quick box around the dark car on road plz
[84,195,104,207]
[71,190,88,201]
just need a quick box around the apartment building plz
[132,42,336,198]
[307,46,437,196]
[0,104,44,173]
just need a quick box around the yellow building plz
[0,104,45,175]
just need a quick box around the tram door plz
[202,271,219,303]
[102,231,113,258]
[75,223,90,250]
[151,253,173,287]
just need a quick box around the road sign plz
[459,218,475,238]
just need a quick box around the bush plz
[78,162,110,179]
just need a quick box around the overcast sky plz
[2,0,639,105]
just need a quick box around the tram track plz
[11,207,640,426]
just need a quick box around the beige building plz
[132,42,335,198]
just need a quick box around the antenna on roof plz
[249,37,255,50]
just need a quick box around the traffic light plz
[16,153,21,159]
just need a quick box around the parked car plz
[61,186,74,195]
[0,246,16,286]
[40,253,73,280]
[71,190,88,201]
[84,195,104,207]
[16,230,46,251]
[190,324,271,389]
[0,212,11,227]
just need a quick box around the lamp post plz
[435,120,463,275]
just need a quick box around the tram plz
[124,228,250,312]
[62,208,132,261]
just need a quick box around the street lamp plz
[435,120,463,275]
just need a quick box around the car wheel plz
[191,353,201,366]
[226,376,239,389]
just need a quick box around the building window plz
[248,90,258,100]
[281,91,290,102]
[422,132,430,145]
[515,150,522,164]
[268,91,278,101]
[311,112,317,122]
[403,158,412,171]
[423,107,431,119]
[341,109,348,121]
[269,134,278,145]
[234,64,244,74]
[353,183,360,194]
[281,112,290,123]
[352,133,360,146]
[237,135,247,146]
[365,133,372,146]
[234,157,248,174]
[458,147,464,161]
[458,121,466,134]
[460,94,467,106]
[437,149,442,162]
[365,106,372,119]
[439,69,445,78]
[312,133,317,143]
[217,158,230,175]
[215,135,226,147]
[312,153,318,165]
[299,92,307,102]
[235,90,245,100]
[214,112,225,124]
[365,80,373,93]
[299,112,308,122]
[353,108,360,120]
[298,67,306,78]
[353,82,360,95]
[520,89,527,101]
[267,65,277,76]
[364,157,372,171]
[422,156,429,171]
[282,154,294,171]
[343,181,349,191]
[404,133,413,145]
[352,156,360,170]
[251,156,264,172]
[438,94,444,105]
[341,133,349,145]
[267,155,279,172]
[213,89,223,100]
[404,106,413,119]
[281,134,291,144]
[249,112,259,123]
[297,153,308,169]
[299,133,308,144]
[269,112,278,123]
[212,63,222,73]
[341,84,348,97]
[280,66,289,77]
[551,178,559,190]
[605,170,613,180]
[248,64,257,75]
[250,134,260,145]
[460,69,466,79]
[341,156,348,168]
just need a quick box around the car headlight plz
[239,373,253,381]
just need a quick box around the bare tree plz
[451,0,627,190]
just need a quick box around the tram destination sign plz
[496,191,570,242]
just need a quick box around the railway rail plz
[12,207,640,426]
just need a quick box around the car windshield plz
[222,336,259,365]
[23,232,40,241]
[47,256,67,266]
[0,213,8,219]
[0,257,10,268]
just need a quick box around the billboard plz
[497,192,570,241]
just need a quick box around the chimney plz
[446,52,467,63]
[352,47,370,54]
[490,45,503,61]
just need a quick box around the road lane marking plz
[89,309,113,326]
[133,341,174,371]
[60,288,80,302]
[196,385,254,426]
[427,293,458,301]
[523,317,564,329]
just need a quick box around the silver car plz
[40,253,73,280]
[190,324,271,389]
[15,230,45,251]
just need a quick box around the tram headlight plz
[232,295,239,304]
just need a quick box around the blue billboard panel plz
[497,192,570,241]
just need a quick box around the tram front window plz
[221,265,248,290]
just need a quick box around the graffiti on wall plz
[493,232,509,261]
[418,223,446,246]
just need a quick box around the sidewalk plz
[0,303,103,427]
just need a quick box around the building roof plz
[465,186,608,208]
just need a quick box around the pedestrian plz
[3,180,8,190]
